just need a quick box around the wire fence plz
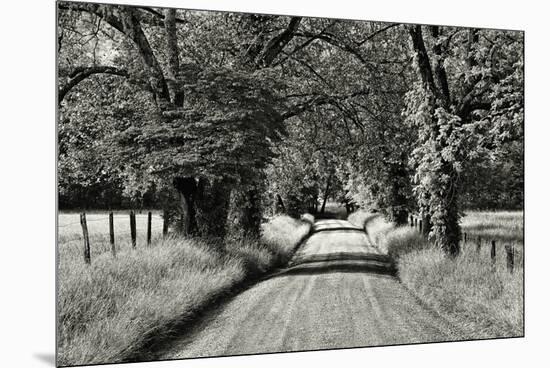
[59,214,154,228]
[59,211,170,264]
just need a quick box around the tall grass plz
[347,211,393,252]
[57,215,311,366]
[357,210,523,340]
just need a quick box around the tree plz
[405,25,523,254]
[58,4,523,244]
[58,4,287,238]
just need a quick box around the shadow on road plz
[269,252,396,279]
[291,252,392,265]
[314,211,348,220]
[311,227,365,234]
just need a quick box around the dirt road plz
[161,219,460,359]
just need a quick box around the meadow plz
[57,212,311,366]
[348,210,524,340]
[58,211,164,261]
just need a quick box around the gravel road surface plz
[161,219,459,359]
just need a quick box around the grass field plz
[57,213,311,366]
[58,211,164,262]
[348,209,523,340]
[461,210,524,245]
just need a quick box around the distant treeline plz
[59,177,523,212]
[59,182,159,210]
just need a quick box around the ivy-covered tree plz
[405,25,523,254]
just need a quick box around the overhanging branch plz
[59,66,128,104]
[137,7,188,26]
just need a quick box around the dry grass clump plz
[382,227,428,259]
[363,211,523,340]
[300,213,315,225]
[364,216,397,253]
[58,215,311,366]
[346,210,375,228]
[261,215,312,261]
[399,246,523,339]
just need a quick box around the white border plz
[1,0,548,367]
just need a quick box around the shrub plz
[364,214,395,252]
[300,213,315,225]
[346,210,377,228]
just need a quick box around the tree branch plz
[273,20,338,67]
[137,7,187,26]
[408,25,438,97]
[256,17,302,68]
[59,66,128,104]
[58,2,171,108]
[429,26,451,107]
[281,95,334,120]
[356,23,400,46]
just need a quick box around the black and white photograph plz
[9,0,550,367]
[53,1,527,366]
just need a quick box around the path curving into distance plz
[160,219,461,359]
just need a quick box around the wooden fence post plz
[109,212,116,256]
[506,244,514,273]
[410,215,414,227]
[130,210,137,248]
[419,219,423,234]
[147,211,152,246]
[477,236,481,253]
[491,240,496,264]
[80,213,91,264]
[162,209,169,238]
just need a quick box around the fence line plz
[59,225,166,243]
[63,211,173,264]
[59,214,164,228]
[408,214,520,273]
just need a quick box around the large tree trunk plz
[275,194,286,214]
[428,162,461,255]
[421,212,432,238]
[409,24,461,255]
[227,184,264,238]
[389,162,409,225]
[164,8,185,107]
[195,178,231,239]
[173,177,197,235]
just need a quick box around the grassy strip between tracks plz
[57,215,312,366]
[348,210,523,340]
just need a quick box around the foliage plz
[57,4,523,245]
[110,67,285,184]
[266,138,320,217]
